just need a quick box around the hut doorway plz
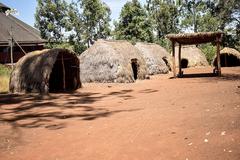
[162,57,171,71]
[131,59,138,80]
[220,54,240,67]
[49,52,80,92]
[181,58,188,68]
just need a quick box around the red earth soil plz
[0,67,240,160]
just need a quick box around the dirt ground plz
[0,67,240,160]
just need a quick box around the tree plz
[146,0,179,48]
[147,0,179,40]
[180,0,210,32]
[35,0,68,43]
[80,0,111,47]
[114,0,154,42]
[207,0,240,48]
[66,2,86,53]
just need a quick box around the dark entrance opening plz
[162,57,171,71]
[131,59,138,80]
[49,52,80,92]
[181,58,189,68]
[220,54,240,67]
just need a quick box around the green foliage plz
[34,0,239,52]
[180,0,205,32]
[0,64,11,93]
[180,0,239,49]
[155,38,171,51]
[199,44,216,64]
[147,0,179,39]
[35,0,111,54]
[80,0,111,47]
[35,0,68,42]
[114,0,154,42]
[0,64,11,76]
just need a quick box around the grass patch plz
[0,64,11,93]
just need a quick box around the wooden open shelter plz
[166,32,223,77]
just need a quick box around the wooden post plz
[172,41,176,77]
[10,37,13,69]
[62,53,66,90]
[178,43,182,77]
[216,37,221,76]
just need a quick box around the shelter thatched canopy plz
[166,32,223,77]
[213,47,240,67]
[80,39,147,83]
[10,48,81,93]
[135,42,171,75]
[166,32,223,45]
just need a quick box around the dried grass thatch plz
[10,48,81,93]
[175,45,209,68]
[166,32,223,45]
[135,42,171,74]
[213,47,240,67]
[79,40,147,83]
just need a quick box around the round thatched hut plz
[213,47,240,67]
[10,48,81,93]
[79,40,147,83]
[175,45,209,68]
[135,42,171,75]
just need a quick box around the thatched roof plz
[79,39,147,83]
[0,3,45,46]
[220,47,240,58]
[135,42,171,74]
[175,45,209,68]
[166,32,223,45]
[10,48,81,93]
[213,47,240,67]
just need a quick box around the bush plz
[199,44,217,64]
[155,38,171,52]
[0,64,11,93]
[0,64,11,76]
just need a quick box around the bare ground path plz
[0,67,240,160]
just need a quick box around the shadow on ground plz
[0,89,140,130]
[169,72,240,82]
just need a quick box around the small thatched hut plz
[79,40,147,83]
[135,42,171,75]
[213,47,240,67]
[175,45,209,68]
[10,48,81,93]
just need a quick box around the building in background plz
[0,3,45,64]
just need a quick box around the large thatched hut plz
[79,40,147,83]
[213,47,240,67]
[175,45,209,68]
[135,42,171,75]
[10,48,81,93]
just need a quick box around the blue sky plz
[1,0,145,27]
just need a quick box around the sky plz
[0,0,145,27]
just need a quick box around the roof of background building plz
[0,3,46,46]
